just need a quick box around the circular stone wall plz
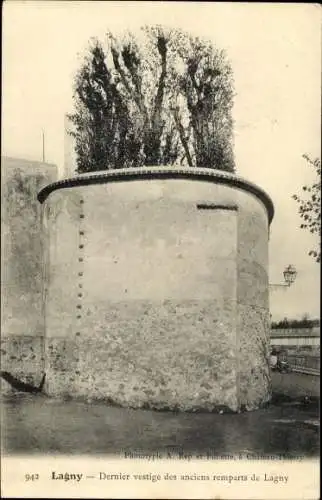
[38,167,274,412]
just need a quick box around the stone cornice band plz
[37,166,274,224]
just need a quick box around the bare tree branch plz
[152,34,167,125]
[111,45,146,118]
[120,43,148,121]
[172,107,193,167]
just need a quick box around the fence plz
[280,353,320,375]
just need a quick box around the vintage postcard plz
[1,2,320,499]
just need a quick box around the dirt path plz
[1,393,319,457]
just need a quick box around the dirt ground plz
[1,373,319,457]
[271,370,320,399]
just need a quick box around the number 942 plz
[25,473,39,481]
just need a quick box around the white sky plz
[2,1,321,320]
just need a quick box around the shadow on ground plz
[1,389,319,458]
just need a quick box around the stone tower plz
[38,167,274,412]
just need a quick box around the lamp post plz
[269,265,297,289]
[282,264,297,287]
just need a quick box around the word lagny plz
[51,471,289,484]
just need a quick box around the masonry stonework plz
[0,336,45,395]
[1,157,57,393]
[39,167,274,412]
[1,157,57,338]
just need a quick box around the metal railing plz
[280,353,320,374]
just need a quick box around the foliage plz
[175,33,234,170]
[68,26,235,174]
[292,155,321,263]
[6,169,43,216]
[271,316,320,330]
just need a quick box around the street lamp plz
[282,264,297,287]
[269,265,297,289]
